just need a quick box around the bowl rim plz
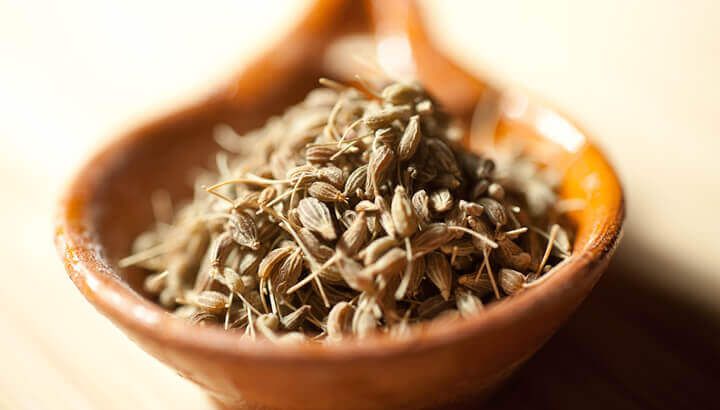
[54,93,625,363]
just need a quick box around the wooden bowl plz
[54,1,624,409]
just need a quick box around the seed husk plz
[426,252,453,300]
[298,197,336,240]
[391,186,417,238]
[499,268,526,295]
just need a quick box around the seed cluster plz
[121,79,573,343]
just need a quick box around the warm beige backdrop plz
[1,1,718,409]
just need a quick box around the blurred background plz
[1,0,718,408]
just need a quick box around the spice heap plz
[121,79,573,343]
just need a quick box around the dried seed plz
[411,189,431,225]
[309,181,347,203]
[317,165,345,188]
[306,145,339,164]
[275,248,303,295]
[455,288,483,317]
[327,301,355,342]
[344,165,367,197]
[258,247,294,279]
[375,195,397,239]
[336,255,374,292]
[361,248,407,278]
[338,212,369,255]
[397,115,421,161]
[391,186,417,238]
[429,189,454,213]
[478,198,507,227]
[298,197,336,240]
[374,127,397,146]
[459,200,484,216]
[417,294,452,319]
[381,82,422,105]
[355,199,378,212]
[258,186,277,205]
[425,138,460,176]
[411,223,452,256]
[426,252,453,300]
[189,291,227,314]
[363,105,413,129]
[415,99,433,115]
[495,234,532,271]
[499,268,526,295]
[227,211,260,250]
[222,267,245,294]
[281,305,311,330]
[366,144,395,195]
[360,236,399,265]
[352,306,378,338]
[488,183,505,200]
[458,273,493,296]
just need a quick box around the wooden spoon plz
[55,1,624,409]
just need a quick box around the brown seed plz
[411,223,452,256]
[363,105,413,129]
[355,199,378,212]
[306,145,339,164]
[189,311,219,326]
[258,247,294,279]
[336,255,374,292]
[258,186,277,205]
[495,234,532,271]
[381,82,422,105]
[190,291,227,314]
[417,294,452,319]
[275,248,303,295]
[488,183,505,200]
[374,127,397,146]
[362,248,407,278]
[430,189,454,213]
[478,198,507,227]
[344,164,367,197]
[455,288,483,317]
[411,189,431,225]
[426,252,453,300]
[397,115,421,161]
[297,197,336,240]
[415,99,433,115]
[360,236,399,265]
[425,138,460,176]
[222,267,245,294]
[309,181,347,203]
[459,200,484,216]
[408,255,428,294]
[366,144,395,195]
[338,212,369,255]
[281,305,311,330]
[391,186,417,238]
[327,302,355,342]
[375,195,397,239]
[352,305,378,338]
[317,165,345,188]
[499,268,526,295]
[227,211,260,250]
[458,274,493,296]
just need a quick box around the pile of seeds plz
[121,79,573,343]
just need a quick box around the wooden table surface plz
[1,1,719,409]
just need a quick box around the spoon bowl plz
[55,1,624,409]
